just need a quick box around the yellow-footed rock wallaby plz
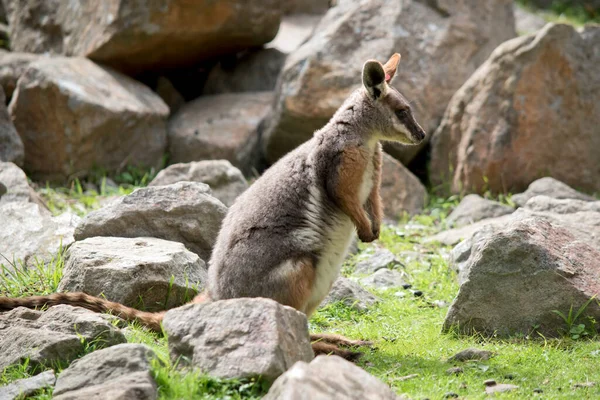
[0,53,426,359]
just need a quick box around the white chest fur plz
[305,147,377,314]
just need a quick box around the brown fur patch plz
[281,257,316,313]
[366,143,383,236]
[335,146,375,242]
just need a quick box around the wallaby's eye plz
[395,109,408,119]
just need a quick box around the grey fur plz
[208,58,425,313]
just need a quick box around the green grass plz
[1,192,599,399]
[517,0,600,26]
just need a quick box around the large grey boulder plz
[167,92,273,173]
[149,160,248,207]
[512,177,596,207]
[0,370,56,400]
[0,87,23,166]
[0,161,47,208]
[264,355,403,400]
[58,237,207,312]
[430,24,600,195]
[9,56,168,181]
[52,344,158,400]
[446,194,514,228]
[0,202,80,266]
[163,298,314,381]
[319,277,378,312]
[3,0,283,73]
[443,217,600,337]
[261,0,515,165]
[0,305,125,370]
[75,182,227,261]
[380,153,428,219]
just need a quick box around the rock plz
[524,195,600,214]
[512,177,596,207]
[52,344,158,400]
[266,14,322,54]
[0,370,56,400]
[446,367,463,375]
[448,196,600,283]
[427,213,515,246]
[443,217,600,337]
[58,237,207,312]
[9,57,169,182]
[319,277,378,311]
[262,0,516,165]
[516,197,600,250]
[167,92,273,173]
[0,305,126,370]
[380,153,428,219]
[484,379,497,386]
[0,87,23,166]
[264,355,403,400]
[149,160,248,207]
[354,248,402,275]
[444,392,459,398]
[360,269,407,291]
[0,50,39,101]
[430,24,600,195]
[154,76,185,115]
[75,182,227,261]
[448,348,493,362]
[203,48,287,95]
[0,161,47,209]
[0,202,80,266]
[162,298,313,381]
[3,0,283,74]
[485,383,519,394]
[514,3,547,34]
[446,194,514,228]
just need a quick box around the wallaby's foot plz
[312,341,363,361]
[310,333,374,362]
[310,333,373,348]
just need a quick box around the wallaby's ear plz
[383,53,401,84]
[362,60,386,99]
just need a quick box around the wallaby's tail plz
[0,293,165,332]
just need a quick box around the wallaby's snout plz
[362,53,427,146]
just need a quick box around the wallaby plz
[0,53,426,360]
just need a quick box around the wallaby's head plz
[362,53,426,145]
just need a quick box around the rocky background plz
[1,0,599,399]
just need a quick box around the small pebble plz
[446,367,463,375]
[412,290,423,297]
[484,379,496,387]
[449,348,493,362]
[533,388,543,394]
[443,392,458,399]
[402,283,412,289]
[485,383,519,394]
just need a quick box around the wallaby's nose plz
[415,129,426,143]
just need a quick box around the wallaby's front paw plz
[358,227,377,243]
